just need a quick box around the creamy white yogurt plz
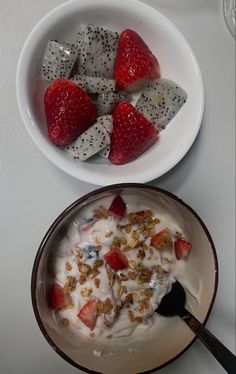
[49,194,195,341]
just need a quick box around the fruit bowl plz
[31,183,218,373]
[16,0,204,185]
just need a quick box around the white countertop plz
[0,0,235,373]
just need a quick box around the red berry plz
[44,78,97,146]
[134,211,145,216]
[48,283,66,310]
[109,101,158,165]
[114,29,160,92]
[108,195,127,217]
[104,246,128,271]
[150,228,173,250]
[78,300,98,330]
[174,239,192,260]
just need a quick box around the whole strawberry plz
[109,101,158,165]
[44,78,97,146]
[114,29,160,92]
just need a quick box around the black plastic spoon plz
[156,281,236,373]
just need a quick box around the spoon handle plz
[182,309,236,373]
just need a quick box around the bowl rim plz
[31,183,218,374]
[16,0,204,186]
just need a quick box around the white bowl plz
[32,184,218,374]
[16,0,204,186]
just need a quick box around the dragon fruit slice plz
[96,115,113,159]
[135,79,187,131]
[70,75,116,94]
[65,115,113,161]
[98,146,110,159]
[97,92,132,116]
[75,25,119,78]
[42,40,78,82]
[97,115,113,136]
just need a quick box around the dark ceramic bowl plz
[31,184,218,374]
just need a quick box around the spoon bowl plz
[156,280,187,317]
[156,280,236,373]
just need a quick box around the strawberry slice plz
[150,228,173,250]
[109,101,158,165]
[108,195,127,217]
[174,239,192,260]
[48,283,66,310]
[81,223,93,232]
[78,300,98,330]
[104,246,128,270]
[134,211,145,216]
[114,29,160,92]
[44,78,97,146]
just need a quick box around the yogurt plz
[48,194,193,340]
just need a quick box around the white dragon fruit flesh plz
[41,40,78,82]
[70,75,116,94]
[97,92,132,116]
[75,24,119,78]
[97,115,113,136]
[98,146,110,159]
[135,79,187,132]
[65,115,113,161]
[96,115,113,159]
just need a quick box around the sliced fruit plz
[44,78,97,146]
[104,246,128,270]
[65,117,111,161]
[48,283,66,310]
[134,211,145,216]
[109,100,158,165]
[108,195,127,217]
[75,24,119,79]
[174,239,192,260]
[97,91,132,117]
[114,29,160,92]
[70,75,116,94]
[150,228,173,250]
[42,40,78,82]
[78,300,98,330]
[136,78,187,132]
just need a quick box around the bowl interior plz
[17,0,203,185]
[32,185,217,374]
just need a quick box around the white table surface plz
[0,0,235,373]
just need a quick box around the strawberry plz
[134,211,145,216]
[109,101,158,165]
[114,29,160,92]
[48,283,66,310]
[174,239,192,260]
[81,223,93,232]
[104,246,128,271]
[108,195,127,217]
[44,78,97,146]
[78,300,98,330]
[150,228,173,250]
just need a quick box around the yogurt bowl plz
[31,184,218,374]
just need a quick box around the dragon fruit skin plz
[135,79,187,132]
[42,40,78,82]
[97,92,132,116]
[75,25,119,78]
[70,75,116,94]
[65,115,113,161]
